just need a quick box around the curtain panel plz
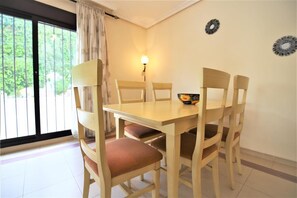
[74,1,113,137]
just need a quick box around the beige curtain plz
[74,0,113,137]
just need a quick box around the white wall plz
[146,0,296,161]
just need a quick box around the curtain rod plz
[69,0,119,19]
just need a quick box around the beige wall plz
[105,18,147,104]
[146,0,296,161]
[37,0,296,161]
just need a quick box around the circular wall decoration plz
[273,35,297,56]
[205,19,220,35]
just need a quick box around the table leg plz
[115,115,125,139]
[165,124,180,198]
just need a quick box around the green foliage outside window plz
[0,14,76,96]
[0,15,33,96]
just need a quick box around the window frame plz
[0,0,76,147]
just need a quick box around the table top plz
[103,100,198,126]
[104,100,232,126]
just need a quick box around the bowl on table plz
[177,93,200,105]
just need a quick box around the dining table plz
[103,100,231,198]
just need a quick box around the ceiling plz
[92,0,200,28]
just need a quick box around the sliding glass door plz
[0,14,35,139]
[38,22,76,134]
[0,11,76,147]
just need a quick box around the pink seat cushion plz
[125,123,162,139]
[84,138,162,178]
[151,133,217,160]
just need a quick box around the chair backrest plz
[72,59,111,184]
[115,80,146,104]
[152,82,172,101]
[193,68,230,164]
[226,75,249,144]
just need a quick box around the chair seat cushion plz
[151,133,217,160]
[125,123,162,139]
[84,138,162,178]
[205,124,240,141]
[188,124,239,142]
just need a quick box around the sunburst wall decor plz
[205,19,220,35]
[273,36,297,56]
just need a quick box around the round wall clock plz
[205,19,220,35]
[273,35,297,56]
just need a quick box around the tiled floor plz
[1,138,296,198]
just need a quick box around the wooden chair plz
[115,80,163,143]
[73,59,162,198]
[152,68,230,198]
[152,82,172,101]
[203,75,249,189]
[152,82,172,166]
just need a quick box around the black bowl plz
[177,93,200,105]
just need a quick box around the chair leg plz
[234,144,242,175]
[100,180,112,198]
[232,148,236,163]
[83,168,91,198]
[192,165,202,198]
[212,157,220,198]
[152,166,160,198]
[225,147,235,190]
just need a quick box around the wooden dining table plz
[103,100,231,198]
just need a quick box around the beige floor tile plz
[237,186,272,198]
[179,184,194,198]
[218,157,253,185]
[23,178,81,198]
[63,147,84,177]
[0,160,26,179]
[109,185,129,197]
[0,174,24,198]
[73,173,101,198]
[23,152,73,194]
[2,139,296,198]
[129,172,167,198]
[134,170,167,197]
[179,166,243,198]
[201,168,243,198]
[245,170,297,198]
